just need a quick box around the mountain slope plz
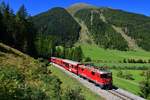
[71,5,150,51]
[98,11,141,50]
[32,4,150,51]
[32,7,81,46]
[112,25,142,51]
[101,8,150,51]
[75,18,95,44]
[74,8,128,50]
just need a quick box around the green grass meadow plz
[81,44,150,63]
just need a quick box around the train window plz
[101,73,111,78]
[65,63,69,67]
[91,71,95,75]
[101,74,108,78]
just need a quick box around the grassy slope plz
[112,70,144,95]
[49,66,102,100]
[81,44,150,62]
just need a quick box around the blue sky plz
[2,0,150,16]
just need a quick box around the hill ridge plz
[67,3,96,16]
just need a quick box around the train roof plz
[63,59,81,65]
[79,65,111,74]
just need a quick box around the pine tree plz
[0,2,15,45]
[16,5,36,54]
[16,5,28,19]
[0,11,4,41]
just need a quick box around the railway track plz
[51,63,145,100]
[108,89,134,100]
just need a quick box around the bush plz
[124,71,134,80]
[139,70,150,99]
[0,64,62,100]
[139,80,150,99]
[62,88,85,100]
[116,70,134,80]
[84,57,92,62]
[123,59,127,63]
[148,59,150,63]
[117,70,123,78]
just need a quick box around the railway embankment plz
[52,63,145,100]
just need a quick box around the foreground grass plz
[81,44,150,63]
[48,66,102,100]
[112,70,144,95]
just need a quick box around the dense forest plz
[0,2,36,56]
[74,8,129,51]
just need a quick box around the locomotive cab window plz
[101,73,112,78]
[91,71,95,75]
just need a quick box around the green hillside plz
[32,7,81,47]
[32,4,150,51]
[0,43,62,99]
[102,8,150,51]
[74,8,128,51]
[67,3,150,51]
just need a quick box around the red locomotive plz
[50,57,112,89]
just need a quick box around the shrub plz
[117,70,123,78]
[116,70,134,80]
[124,71,134,80]
[123,59,127,63]
[62,88,85,100]
[84,57,92,62]
[139,70,150,99]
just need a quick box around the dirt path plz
[75,18,95,44]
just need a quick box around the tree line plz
[0,2,36,56]
[123,58,150,63]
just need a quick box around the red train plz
[50,57,112,89]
